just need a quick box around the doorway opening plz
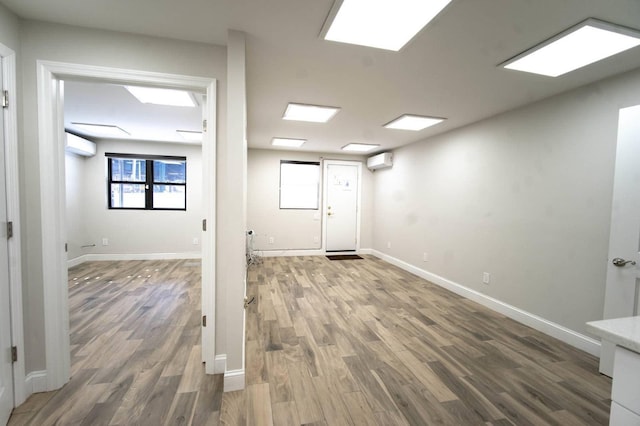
[322,160,362,253]
[37,61,217,391]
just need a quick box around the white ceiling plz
[3,0,640,154]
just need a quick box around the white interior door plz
[0,59,15,426]
[600,104,640,377]
[324,161,360,252]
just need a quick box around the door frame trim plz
[0,42,26,407]
[36,60,217,389]
[322,160,362,253]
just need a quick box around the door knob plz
[612,257,636,267]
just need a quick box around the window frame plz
[279,160,321,210]
[106,153,187,211]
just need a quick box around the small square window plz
[279,161,320,210]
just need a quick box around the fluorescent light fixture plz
[125,86,197,107]
[272,138,306,148]
[323,0,452,51]
[176,130,202,143]
[384,114,445,131]
[342,143,379,152]
[283,103,340,123]
[502,19,640,77]
[70,122,130,138]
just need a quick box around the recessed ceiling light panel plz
[126,86,197,107]
[177,130,203,143]
[272,138,307,148]
[70,122,130,138]
[501,19,640,77]
[283,103,340,123]
[323,0,452,51]
[384,114,445,131]
[342,143,379,152]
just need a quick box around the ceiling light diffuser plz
[384,114,445,131]
[70,122,130,138]
[323,0,452,51]
[342,143,379,152]
[283,103,340,123]
[125,86,197,107]
[272,138,306,148]
[177,130,202,143]
[502,19,640,77]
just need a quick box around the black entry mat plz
[326,254,363,261]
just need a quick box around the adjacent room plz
[1,0,640,425]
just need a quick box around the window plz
[279,161,320,209]
[107,153,187,210]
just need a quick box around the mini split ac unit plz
[367,152,393,171]
[65,132,97,157]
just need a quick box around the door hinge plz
[6,221,13,239]
[65,243,68,252]
[202,219,207,232]
[202,119,207,132]
[11,346,17,363]
[2,90,8,108]
[202,315,207,327]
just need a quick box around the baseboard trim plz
[223,369,245,392]
[67,252,202,267]
[214,354,226,375]
[371,250,601,357]
[25,370,48,394]
[258,248,373,258]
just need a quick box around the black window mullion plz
[146,160,154,209]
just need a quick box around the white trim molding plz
[36,60,217,392]
[258,248,374,258]
[371,250,601,357]
[223,369,245,392]
[24,371,48,395]
[214,354,227,375]
[67,252,202,268]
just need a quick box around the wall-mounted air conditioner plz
[65,132,96,157]
[367,152,393,171]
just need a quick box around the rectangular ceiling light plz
[283,103,340,123]
[70,122,130,138]
[502,19,640,77]
[323,0,452,51]
[384,114,445,131]
[272,137,306,148]
[125,86,197,107]
[342,143,379,152]
[177,130,203,143]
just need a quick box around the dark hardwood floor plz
[9,255,611,425]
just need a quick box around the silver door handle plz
[612,257,636,267]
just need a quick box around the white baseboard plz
[371,250,601,357]
[258,248,373,258]
[25,370,48,394]
[223,369,245,392]
[214,354,226,374]
[67,252,202,268]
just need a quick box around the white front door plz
[324,161,361,252]
[0,59,15,426]
[600,104,640,376]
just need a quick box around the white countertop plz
[587,316,640,353]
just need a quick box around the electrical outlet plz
[482,272,490,285]
[269,237,275,245]
[193,237,199,245]
[102,238,109,246]
[423,252,429,262]
[387,241,391,249]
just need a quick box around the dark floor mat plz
[326,254,363,260]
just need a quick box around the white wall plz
[247,148,374,252]
[373,66,640,337]
[19,20,227,373]
[65,140,203,263]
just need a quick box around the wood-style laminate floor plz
[9,255,612,425]
[8,259,222,426]
[222,255,612,425]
